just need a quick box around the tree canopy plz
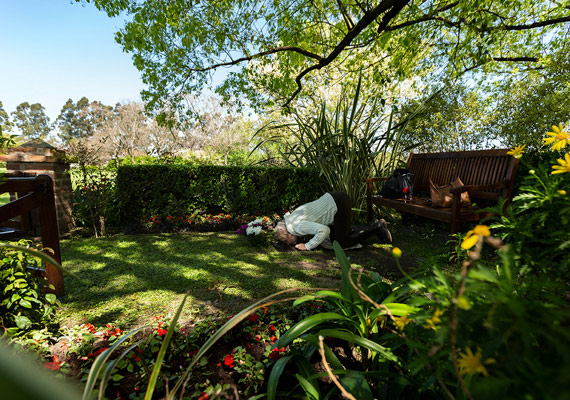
[82,0,570,121]
[0,101,14,134]
[56,97,113,144]
[11,102,51,140]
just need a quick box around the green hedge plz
[116,165,322,227]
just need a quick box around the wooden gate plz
[0,175,64,296]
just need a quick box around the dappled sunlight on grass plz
[59,232,342,327]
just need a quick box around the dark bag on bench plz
[380,168,415,200]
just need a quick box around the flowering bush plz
[489,122,570,278]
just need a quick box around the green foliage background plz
[115,164,321,227]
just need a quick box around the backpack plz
[379,168,415,200]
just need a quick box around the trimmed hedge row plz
[116,164,322,228]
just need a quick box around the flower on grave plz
[245,219,264,236]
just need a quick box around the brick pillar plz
[0,139,74,237]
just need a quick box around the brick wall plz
[0,140,74,236]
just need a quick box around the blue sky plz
[0,0,144,122]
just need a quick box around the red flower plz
[133,354,140,362]
[402,187,409,193]
[88,347,109,358]
[156,328,168,336]
[224,353,234,366]
[268,347,285,361]
[255,334,261,341]
[82,323,96,334]
[187,350,198,357]
[198,393,210,400]
[43,355,62,371]
[268,324,276,331]
[270,336,277,343]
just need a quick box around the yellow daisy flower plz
[458,347,495,376]
[551,153,570,175]
[392,247,402,258]
[460,225,491,250]
[543,123,569,151]
[424,308,444,331]
[394,314,412,331]
[506,144,526,159]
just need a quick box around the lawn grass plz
[59,231,345,328]
[58,218,450,329]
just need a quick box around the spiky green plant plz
[255,77,419,218]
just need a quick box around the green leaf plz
[45,293,57,304]
[111,374,124,381]
[274,313,358,349]
[296,374,320,400]
[14,315,32,330]
[267,355,293,400]
[317,329,398,362]
[19,299,32,309]
[340,371,374,400]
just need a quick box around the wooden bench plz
[366,149,520,236]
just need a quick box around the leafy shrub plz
[488,167,569,278]
[115,164,321,229]
[0,240,60,336]
[72,165,119,237]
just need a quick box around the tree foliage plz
[485,54,570,150]
[55,97,113,144]
[0,101,14,133]
[398,82,492,152]
[10,102,51,140]
[81,0,570,121]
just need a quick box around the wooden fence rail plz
[0,175,64,296]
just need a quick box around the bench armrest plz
[449,181,510,194]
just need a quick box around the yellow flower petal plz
[458,347,491,376]
[473,225,491,237]
[461,234,479,250]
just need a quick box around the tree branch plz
[492,56,539,62]
[283,0,411,108]
[188,46,324,73]
[383,1,460,31]
[500,15,570,31]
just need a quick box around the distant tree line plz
[0,96,266,167]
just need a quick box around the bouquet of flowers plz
[237,219,273,247]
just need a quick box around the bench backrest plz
[407,149,520,201]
